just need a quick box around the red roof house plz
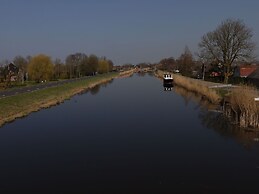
[239,65,257,78]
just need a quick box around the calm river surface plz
[1,74,259,193]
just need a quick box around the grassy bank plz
[0,72,120,127]
[118,69,136,77]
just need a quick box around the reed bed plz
[173,74,221,104]
[229,85,259,128]
[174,86,220,111]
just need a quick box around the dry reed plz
[229,85,259,128]
[173,74,221,104]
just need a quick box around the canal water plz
[0,74,259,193]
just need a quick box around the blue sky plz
[1,0,259,65]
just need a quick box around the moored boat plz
[163,73,173,90]
[163,73,173,83]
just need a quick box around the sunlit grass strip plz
[173,74,221,104]
[0,73,118,127]
[156,70,221,104]
[118,69,136,77]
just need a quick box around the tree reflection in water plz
[76,79,114,96]
[174,86,259,150]
[137,72,146,77]
[90,79,115,95]
[100,79,114,89]
[90,85,100,95]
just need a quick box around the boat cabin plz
[163,73,173,83]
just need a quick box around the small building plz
[8,63,18,73]
[239,65,257,78]
[7,63,19,82]
[247,68,259,88]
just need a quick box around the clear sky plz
[1,0,259,65]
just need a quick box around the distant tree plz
[13,56,28,83]
[0,65,4,82]
[26,55,31,61]
[137,62,150,68]
[122,63,134,70]
[107,60,114,72]
[87,54,98,75]
[198,18,256,83]
[158,57,176,71]
[65,55,75,79]
[177,46,194,76]
[0,60,9,81]
[53,58,65,79]
[28,54,54,82]
[65,53,87,78]
[97,59,109,74]
[79,56,89,76]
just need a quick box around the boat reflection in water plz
[163,82,174,91]
[163,73,174,91]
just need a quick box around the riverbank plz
[155,70,259,129]
[225,85,259,128]
[0,72,133,127]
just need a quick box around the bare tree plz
[13,56,28,84]
[158,57,176,71]
[177,46,194,76]
[66,53,87,78]
[54,58,63,79]
[198,19,256,83]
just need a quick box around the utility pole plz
[202,63,206,80]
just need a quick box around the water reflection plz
[163,82,174,91]
[199,110,259,149]
[101,79,114,88]
[89,85,100,95]
[174,85,259,149]
[174,86,219,110]
[74,79,114,97]
[136,72,146,77]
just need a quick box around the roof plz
[239,65,257,78]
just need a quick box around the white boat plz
[163,73,173,90]
[163,73,173,83]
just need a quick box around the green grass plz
[0,72,118,126]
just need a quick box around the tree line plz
[0,53,114,84]
[156,46,198,77]
[156,18,256,83]
[0,19,256,85]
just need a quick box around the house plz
[7,62,19,82]
[247,67,259,88]
[239,65,257,78]
[232,64,259,87]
